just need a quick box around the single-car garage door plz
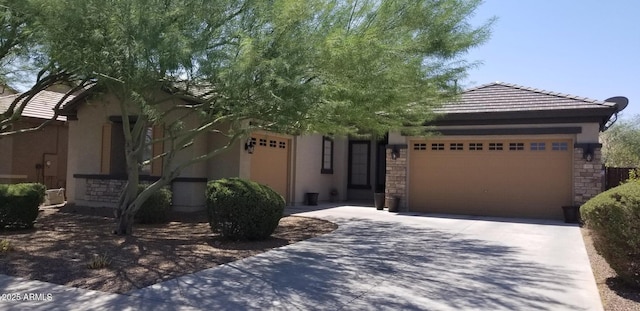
[250,134,290,201]
[409,138,573,219]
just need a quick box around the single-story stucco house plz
[59,82,627,220]
[0,90,73,189]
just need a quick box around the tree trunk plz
[114,208,135,235]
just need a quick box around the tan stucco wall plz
[293,135,348,204]
[66,92,210,210]
[207,123,242,180]
[1,119,68,188]
[0,135,14,181]
[66,94,122,204]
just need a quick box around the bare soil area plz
[0,206,337,294]
[582,227,640,311]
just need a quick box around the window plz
[321,136,333,174]
[449,143,464,151]
[269,140,277,148]
[430,143,444,150]
[489,143,503,151]
[509,143,524,151]
[413,143,427,150]
[530,142,546,151]
[259,138,267,146]
[552,142,569,151]
[100,120,163,175]
[279,141,286,149]
[469,143,483,151]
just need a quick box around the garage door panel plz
[409,139,572,219]
[250,135,290,201]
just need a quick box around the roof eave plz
[428,107,618,127]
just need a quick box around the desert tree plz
[601,115,640,168]
[0,0,92,136]
[33,0,492,235]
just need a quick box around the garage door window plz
[552,142,568,151]
[489,143,503,151]
[469,143,483,151]
[530,142,546,151]
[449,143,464,151]
[509,143,524,151]
[430,143,444,150]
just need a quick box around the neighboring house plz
[0,90,73,189]
[60,82,626,220]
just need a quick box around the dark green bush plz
[0,183,46,230]
[206,178,285,240]
[581,180,640,288]
[135,185,172,224]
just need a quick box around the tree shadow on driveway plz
[133,217,592,311]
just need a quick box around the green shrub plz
[135,185,172,224]
[206,178,285,240]
[0,239,14,253]
[581,180,640,288]
[0,183,45,230]
[87,253,111,269]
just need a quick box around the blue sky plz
[463,0,639,119]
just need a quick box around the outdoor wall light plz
[583,145,594,162]
[244,139,255,154]
[391,146,400,160]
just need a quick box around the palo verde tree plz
[0,0,91,136]
[601,115,640,168]
[31,0,492,235]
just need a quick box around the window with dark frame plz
[321,136,334,174]
[469,143,483,151]
[413,143,427,150]
[509,142,524,151]
[552,142,569,151]
[530,142,546,151]
[489,143,503,150]
[430,143,444,150]
[449,143,464,151]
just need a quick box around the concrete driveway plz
[132,205,602,310]
[0,205,602,310]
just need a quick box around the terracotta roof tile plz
[437,82,616,114]
[0,91,75,121]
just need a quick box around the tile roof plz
[436,82,616,114]
[0,91,75,121]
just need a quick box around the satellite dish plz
[602,96,630,131]
[605,96,629,112]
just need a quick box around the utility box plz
[45,188,65,205]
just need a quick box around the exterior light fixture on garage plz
[583,145,594,162]
[391,146,400,160]
[244,138,255,154]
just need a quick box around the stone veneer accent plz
[573,147,603,205]
[385,147,407,211]
[85,178,127,203]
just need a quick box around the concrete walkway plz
[0,205,602,310]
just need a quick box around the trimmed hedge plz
[135,185,172,224]
[206,178,285,240]
[0,183,46,230]
[581,180,640,288]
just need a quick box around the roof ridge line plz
[465,81,609,105]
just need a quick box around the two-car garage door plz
[409,138,573,219]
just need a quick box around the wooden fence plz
[605,167,636,190]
